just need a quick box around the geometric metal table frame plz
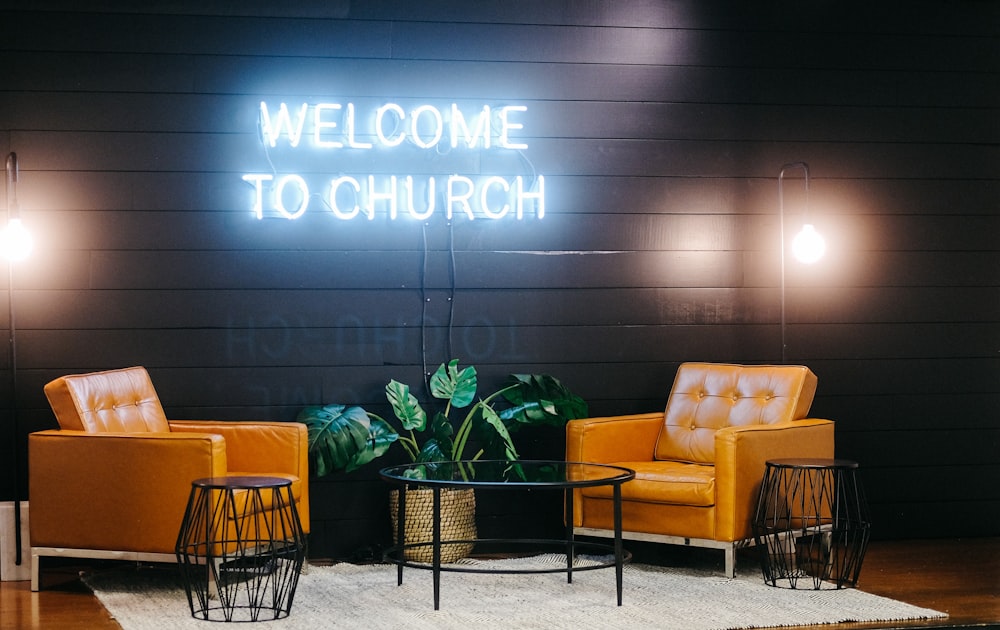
[752,458,871,590]
[175,476,306,622]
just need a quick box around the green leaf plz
[386,379,427,431]
[416,412,454,461]
[430,360,477,408]
[500,373,588,426]
[481,404,519,460]
[416,438,452,463]
[430,411,454,441]
[298,404,398,476]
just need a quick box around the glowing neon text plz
[242,173,544,220]
[246,101,544,221]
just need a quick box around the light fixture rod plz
[5,151,22,565]
[778,161,810,364]
[5,152,17,217]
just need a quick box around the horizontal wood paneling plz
[10,132,995,182]
[15,324,790,369]
[12,172,1000,221]
[838,431,1000,468]
[5,286,998,331]
[8,7,999,73]
[4,51,996,108]
[868,501,1000,539]
[12,1,1000,37]
[26,245,991,293]
[1,2,996,559]
[6,94,998,145]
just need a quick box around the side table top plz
[766,458,859,470]
[191,475,294,489]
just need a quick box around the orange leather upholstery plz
[566,362,834,577]
[28,366,309,590]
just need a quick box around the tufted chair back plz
[654,362,818,465]
[43,366,171,433]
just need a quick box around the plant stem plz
[399,431,419,461]
[451,404,479,462]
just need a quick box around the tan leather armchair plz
[28,366,309,591]
[566,362,834,577]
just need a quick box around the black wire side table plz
[752,459,871,590]
[175,476,306,622]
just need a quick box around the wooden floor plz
[1,538,997,629]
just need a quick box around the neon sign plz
[243,101,545,221]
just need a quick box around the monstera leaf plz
[429,360,477,408]
[298,404,398,476]
[500,373,589,426]
[386,379,427,431]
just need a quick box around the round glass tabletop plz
[379,459,634,489]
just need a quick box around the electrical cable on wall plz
[447,219,456,360]
[420,221,430,395]
[418,217,457,399]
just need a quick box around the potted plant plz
[297,359,588,561]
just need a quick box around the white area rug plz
[85,554,947,630]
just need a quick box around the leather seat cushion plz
[580,460,716,507]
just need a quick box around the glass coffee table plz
[379,460,635,610]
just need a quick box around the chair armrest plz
[168,421,307,479]
[169,421,310,531]
[713,418,835,541]
[566,412,663,463]
[28,429,226,554]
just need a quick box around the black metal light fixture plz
[4,152,33,568]
[778,162,825,363]
[3,153,33,262]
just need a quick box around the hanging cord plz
[446,219,456,360]
[420,221,431,397]
[415,101,458,392]
[419,217,456,398]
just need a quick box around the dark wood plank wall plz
[1,1,997,559]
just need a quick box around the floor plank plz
[0,567,119,629]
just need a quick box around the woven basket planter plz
[389,487,476,563]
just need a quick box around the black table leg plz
[614,483,624,606]
[432,486,441,610]
[396,486,406,586]
[565,488,574,583]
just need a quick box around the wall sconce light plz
[4,151,31,569]
[779,161,825,363]
[2,153,33,262]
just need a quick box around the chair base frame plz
[574,526,754,578]
[31,546,176,592]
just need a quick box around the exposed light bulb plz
[792,224,825,264]
[1,218,34,262]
